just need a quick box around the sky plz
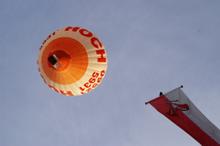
[1,0,220,146]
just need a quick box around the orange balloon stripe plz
[41,37,88,84]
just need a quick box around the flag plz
[146,87,220,146]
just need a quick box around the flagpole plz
[145,85,183,105]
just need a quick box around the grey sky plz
[1,0,220,146]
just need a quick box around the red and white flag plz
[146,87,220,146]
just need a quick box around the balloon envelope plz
[37,26,107,96]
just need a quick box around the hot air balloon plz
[37,26,107,96]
